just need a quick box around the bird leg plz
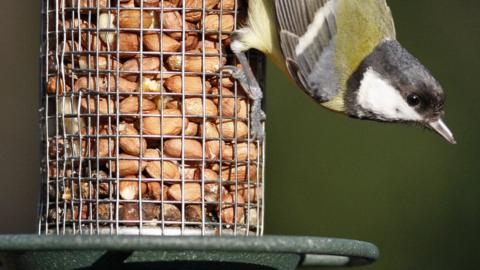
[222,47,266,140]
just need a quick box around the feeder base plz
[0,235,378,270]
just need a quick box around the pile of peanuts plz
[44,0,263,234]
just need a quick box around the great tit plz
[226,0,456,144]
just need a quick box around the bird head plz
[346,39,456,144]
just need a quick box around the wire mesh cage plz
[39,0,265,236]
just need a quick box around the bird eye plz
[407,94,421,107]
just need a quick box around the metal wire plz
[40,0,265,236]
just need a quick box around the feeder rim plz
[0,234,378,267]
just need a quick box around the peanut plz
[219,193,245,224]
[119,10,154,29]
[47,76,71,94]
[144,149,181,179]
[159,2,183,40]
[221,165,257,182]
[143,109,184,136]
[117,33,141,58]
[120,0,136,7]
[194,168,219,181]
[98,13,147,56]
[146,181,168,200]
[199,122,224,159]
[164,76,211,94]
[119,178,148,200]
[184,22,200,50]
[93,127,115,158]
[74,76,138,93]
[118,123,147,156]
[185,121,199,136]
[211,76,234,89]
[211,87,240,118]
[168,183,202,202]
[59,40,80,57]
[185,205,202,222]
[144,33,181,52]
[120,203,139,222]
[183,166,198,180]
[135,0,160,7]
[183,0,220,22]
[238,99,248,119]
[222,143,258,161]
[79,56,121,70]
[217,120,249,139]
[184,98,218,119]
[203,15,234,40]
[119,96,157,114]
[217,0,236,10]
[166,48,226,73]
[64,0,109,10]
[81,97,115,115]
[194,168,224,203]
[164,139,203,159]
[97,203,112,220]
[142,203,162,221]
[121,57,161,82]
[230,185,262,203]
[162,204,182,222]
[108,153,148,177]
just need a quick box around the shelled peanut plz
[46,0,262,232]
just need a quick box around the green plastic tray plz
[0,235,378,270]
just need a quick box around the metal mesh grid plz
[39,0,265,236]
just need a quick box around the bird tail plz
[239,0,286,73]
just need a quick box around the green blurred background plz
[0,1,479,270]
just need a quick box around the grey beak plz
[428,119,457,144]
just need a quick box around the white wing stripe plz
[295,0,335,56]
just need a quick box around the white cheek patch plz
[357,69,422,121]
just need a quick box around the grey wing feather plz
[275,0,339,102]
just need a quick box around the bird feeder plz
[39,0,264,237]
[0,1,378,269]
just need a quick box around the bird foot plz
[221,65,266,140]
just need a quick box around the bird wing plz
[274,0,339,102]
